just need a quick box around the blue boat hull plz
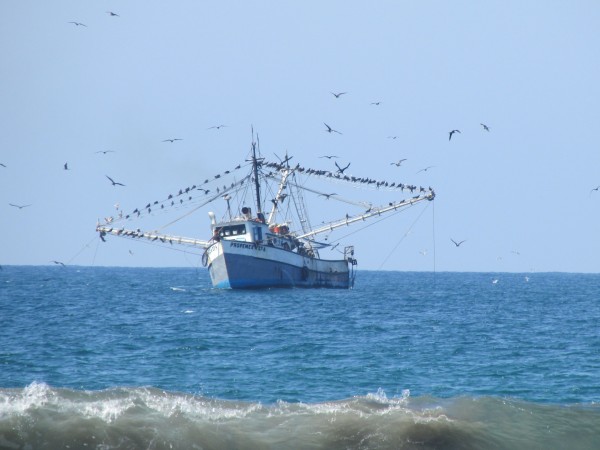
[206,241,350,289]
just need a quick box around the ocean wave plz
[1,383,599,449]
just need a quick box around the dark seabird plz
[335,162,350,174]
[331,92,347,98]
[451,238,466,247]
[52,260,66,267]
[319,155,339,159]
[208,125,227,130]
[0,163,6,167]
[106,11,119,16]
[64,162,69,170]
[318,193,337,199]
[106,175,125,186]
[416,166,435,173]
[9,203,31,209]
[481,123,490,131]
[449,129,461,141]
[390,159,407,167]
[95,150,115,155]
[370,102,381,105]
[162,138,183,143]
[324,123,342,135]
[68,21,87,27]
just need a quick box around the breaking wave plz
[1,383,599,449]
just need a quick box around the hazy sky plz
[2,1,599,273]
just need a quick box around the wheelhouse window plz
[219,224,247,237]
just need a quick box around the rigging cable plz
[377,202,431,270]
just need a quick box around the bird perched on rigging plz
[449,130,461,141]
[324,123,342,134]
[106,175,125,186]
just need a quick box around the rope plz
[377,202,431,270]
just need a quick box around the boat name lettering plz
[231,242,266,251]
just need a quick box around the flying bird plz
[387,136,399,140]
[106,175,125,186]
[319,193,337,199]
[9,203,31,209]
[0,163,6,167]
[162,138,183,143]
[68,21,87,27]
[51,260,66,267]
[95,150,115,155]
[390,159,407,167]
[208,125,227,130]
[416,166,435,173]
[590,186,600,195]
[106,11,119,16]
[451,238,466,247]
[449,130,461,141]
[324,123,342,134]
[331,92,347,98]
[480,123,490,131]
[370,101,381,105]
[319,155,339,159]
[335,161,350,174]
[64,162,70,170]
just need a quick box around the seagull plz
[590,186,600,195]
[106,175,125,186]
[449,129,461,140]
[370,101,381,105]
[331,92,347,98]
[106,11,119,16]
[324,123,342,134]
[335,161,350,174]
[162,138,183,143]
[68,21,87,27]
[207,125,227,130]
[0,163,6,167]
[387,136,399,140]
[390,159,407,167]
[64,162,70,170]
[451,238,466,247]
[51,260,66,267]
[319,155,339,159]
[416,166,435,173]
[9,203,31,209]
[481,123,490,131]
[95,150,115,155]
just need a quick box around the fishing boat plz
[96,141,435,289]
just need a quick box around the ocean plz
[1,266,599,449]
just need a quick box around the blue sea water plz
[1,266,599,449]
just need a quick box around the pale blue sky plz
[1,1,599,272]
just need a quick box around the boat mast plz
[251,141,262,217]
